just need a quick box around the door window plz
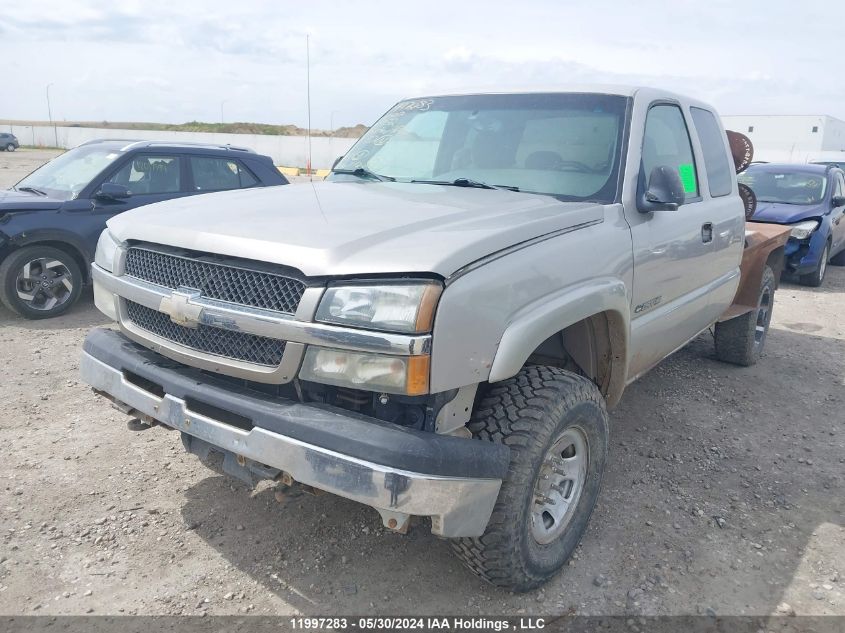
[107,155,181,195]
[190,157,258,191]
[642,105,699,201]
[690,107,733,197]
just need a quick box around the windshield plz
[738,168,828,205]
[15,146,123,200]
[332,93,630,202]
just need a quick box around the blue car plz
[739,163,845,286]
[0,140,287,318]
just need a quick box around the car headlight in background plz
[790,220,819,240]
[94,229,121,272]
[315,281,442,333]
[299,347,430,395]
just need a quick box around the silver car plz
[82,86,768,591]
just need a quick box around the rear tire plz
[451,365,608,592]
[0,245,83,319]
[6,143,15,152]
[799,243,829,287]
[714,265,775,366]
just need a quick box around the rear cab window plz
[690,107,733,197]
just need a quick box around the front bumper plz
[784,229,828,275]
[80,328,507,537]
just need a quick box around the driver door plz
[82,154,188,258]
[624,103,717,378]
[92,154,187,216]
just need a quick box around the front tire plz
[714,265,775,366]
[0,245,83,319]
[451,366,609,592]
[799,243,829,287]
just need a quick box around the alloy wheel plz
[754,284,772,348]
[15,257,74,311]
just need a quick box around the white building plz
[720,114,845,164]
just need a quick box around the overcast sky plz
[1,1,841,129]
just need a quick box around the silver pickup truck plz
[80,86,785,591]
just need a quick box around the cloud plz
[0,0,842,128]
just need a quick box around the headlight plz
[790,220,819,240]
[315,281,442,333]
[94,229,121,272]
[299,347,430,395]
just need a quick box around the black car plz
[0,139,288,318]
[1,133,19,152]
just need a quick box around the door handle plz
[701,222,713,243]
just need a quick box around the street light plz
[46,83,58,147]
[306,33,312,178]
[220,99,229,124]
[330,110,340,136]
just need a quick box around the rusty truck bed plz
[719,221,791,322]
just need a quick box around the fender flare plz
[488,277,630,406]
[6,229,94,282]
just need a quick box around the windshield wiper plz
[757,198,804,205]
[16,186,48,196]
[331,167,395,182]
[410,177,519,192]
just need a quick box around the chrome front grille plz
[124,246,306,314]
[125,300,286,367]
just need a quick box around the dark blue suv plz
[740,163,845,286]
[0,140,287,318]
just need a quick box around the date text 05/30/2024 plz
[289,617,546,630]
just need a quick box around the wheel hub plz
[530,426,588,545]
[754,287,772,347]
[15,258,74,311]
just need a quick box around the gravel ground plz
[0,148,842,617]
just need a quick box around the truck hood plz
[0,189,65,212]
[751,201,826,225]
[107,181,605,277]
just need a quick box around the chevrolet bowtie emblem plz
[159,288,203,328]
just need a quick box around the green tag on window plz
[678,164,697,194]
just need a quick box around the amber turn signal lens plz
[405,355,430,396]
[414,284,442,333]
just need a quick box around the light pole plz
[306,33,312,178]
[330,110,340,137]
[220,99,228,124]
[46,83,58,148]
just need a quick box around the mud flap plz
[181,433,282,488]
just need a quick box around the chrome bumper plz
[80,349,502,538]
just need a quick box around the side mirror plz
[639,165,685,213]
[331,155,344,170]
[95,183,131,200]
[832,195,845,208]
